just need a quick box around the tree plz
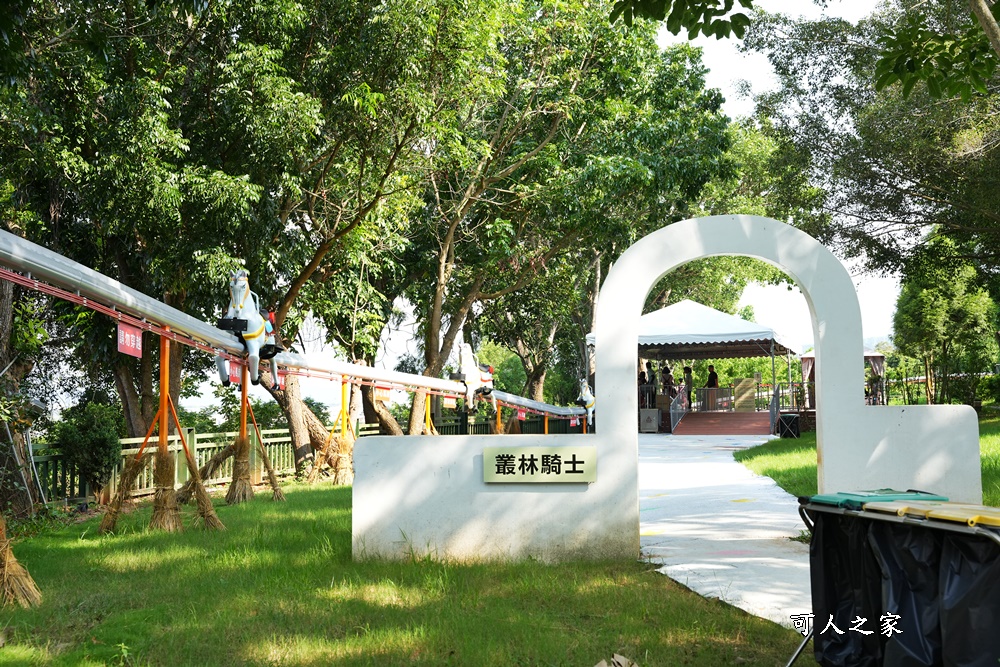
[873,0,1000,100]
[743,8,1000,277]
[892,237,996,404]
[606,0,1000,99]
[401,5,736,432]
[53,401,125,501]
[609,0,754,36]
[0,0,476,477]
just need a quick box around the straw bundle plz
[306,445,327,484]
[330,433,354,486]
[0,513,40,608]
[99,451,152,534]
[176,443,234,505]
[225,436,254,505]
[149,450,182,532]
[180,444,225,530]
[255,439,285,502]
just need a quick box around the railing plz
[765,382,815,411]
[669,385,689,432]
[693,387,734,412]
[33,412,590,503]
[37,427,298,504]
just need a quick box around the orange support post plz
[544,415,549,434]
[340,380,348,438]
[159,331,170,455]
[240,362,249,441]
[424,394,432,434]
[583,416,588,434]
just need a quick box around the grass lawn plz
[735,412,1000,506]
[1,484,803,666]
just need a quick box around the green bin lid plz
[809,489,949,510]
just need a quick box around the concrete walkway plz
[638,432,812,629]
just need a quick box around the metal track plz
[0,231,585,418]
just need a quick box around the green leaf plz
[901,75,917,97]
[609,1,628,24]
[925,75,941,98]
[969,71,988,95]
[874,70,900,90]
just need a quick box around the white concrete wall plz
[353,436,637,561]
[352,215,982,562]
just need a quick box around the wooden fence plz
[34,413,585,503]
[34,427,298,504]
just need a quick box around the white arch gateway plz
[353,215,982,561]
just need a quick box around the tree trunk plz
[111,335,158,439]
[262,370,335,471]
[970,0,1000,60]
[527,367,547,402]
[140,340,156,431]
[270,373,313,474]
[939,343,951,404]
[408,388,429,435]
[586,252,601,386]
[168,339,183,428]
[361,385,404,435]
[362,385,378,425]
[113,362,147,438]
[349,378,364,433]
[0,281,39,516]
[923,355,934,405]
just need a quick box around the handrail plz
[669,385,689,432]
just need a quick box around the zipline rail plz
[0,230,587,422]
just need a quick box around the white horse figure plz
[458,343,495,412]
[215,269,280,387]
[575,378,595,424]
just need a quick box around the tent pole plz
[770,339,776,391]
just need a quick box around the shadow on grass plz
[1,485,802,667]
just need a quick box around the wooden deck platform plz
[671,411,772,436]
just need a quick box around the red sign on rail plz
[517,408,526,421]
[229,361,241,385]
[117,322,143,358]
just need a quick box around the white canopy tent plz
[586,299,796,361]
[801,348,886,405]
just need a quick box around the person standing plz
[683,366,693,406]
[663,366,676,398]
[704,364,720,411]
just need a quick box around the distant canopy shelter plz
[585,299,796,385]
[801,349,886,406]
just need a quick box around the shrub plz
[54,402,123,496]
[978,374,1000,405]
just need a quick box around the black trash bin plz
[778,413,800,438]
[801,496,1000,667]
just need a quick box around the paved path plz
[638,433,812,628]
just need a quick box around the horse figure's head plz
[576,378,595,409]
[229,269,251,313]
